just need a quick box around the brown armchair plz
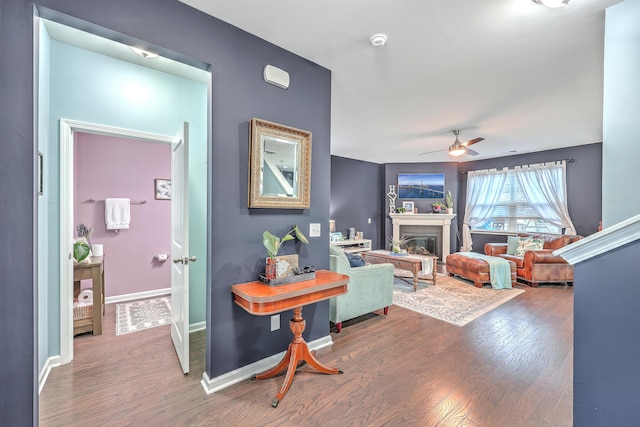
[484,233,583,287]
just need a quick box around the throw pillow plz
[345,252,365,267]
[507,235,519,255]
[515,237,544,256]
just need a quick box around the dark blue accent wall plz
[573,239,640,425]
[1,1,37,425]
[458,143,602,251]
[330,156,385,249]
[4,0,331,423]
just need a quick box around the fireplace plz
[402,233,439,259]
[390,213,455,262]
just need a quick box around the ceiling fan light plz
[448,144,466,157]
[532,0,571,8]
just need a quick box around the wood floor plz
[40,280,573,426]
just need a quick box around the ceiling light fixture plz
[448,130,467,157]
[130,47,159,58]
[532,0,571,8]
[448,142,466,157]
[369,33,387,47]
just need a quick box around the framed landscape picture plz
[398,173,444,199]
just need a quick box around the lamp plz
[532,0,571,8]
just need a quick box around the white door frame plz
[59,119,175,364]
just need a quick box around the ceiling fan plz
[419,129,485,157]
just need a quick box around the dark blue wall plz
[573,238,640,425]
[458,143,602,251]
[0,1,37,424]
[330,156,385,249]
[4,0,331,423]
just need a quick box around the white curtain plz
[514,161,576,235]
[461,168,508,252]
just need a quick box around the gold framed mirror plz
[248,118,312,209]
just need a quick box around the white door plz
[171,122,191,374]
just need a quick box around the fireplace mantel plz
[390,213,456,260]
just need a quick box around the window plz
[462,161,575,252]
[472,171,561,233]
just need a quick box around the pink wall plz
[74,133,171,298]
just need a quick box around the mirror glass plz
[249,118,311,209]
[261,135,299,197]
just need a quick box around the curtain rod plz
[460,158,574,174]
[87,198,147,204]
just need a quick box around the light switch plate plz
[309,223,321,237]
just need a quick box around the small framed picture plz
[330,232,343,243]
[402,201,414,213]
[155,179,172,200]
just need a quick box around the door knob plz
[173,256,197,264]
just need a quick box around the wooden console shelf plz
[73,256,105,336]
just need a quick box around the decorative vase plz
[446,208,453,214]
[265,258,277,280]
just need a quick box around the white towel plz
[105,198,130,230]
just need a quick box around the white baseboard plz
[105,288,170,304]
[200,334,334,395]
[190,321,206,333]
[39,355,61,395]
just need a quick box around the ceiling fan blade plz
[418,148,446,156]
[465,148,480,156]
[463,137,484,147]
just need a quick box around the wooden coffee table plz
[362,250,437,291]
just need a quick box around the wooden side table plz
[231,270,349,407]
[73,256,105,335]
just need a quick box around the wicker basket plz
[73,300,93,320]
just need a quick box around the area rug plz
[115,296,172,336]
[393,274,524,327]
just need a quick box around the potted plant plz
[263,225,309,279]
[432,201,445,213]
[445,191,454,214]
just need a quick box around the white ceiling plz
[180,0,621,163]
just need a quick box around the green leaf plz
[263,231,280,259]
[292,225,309,244]
[73,242,90,262]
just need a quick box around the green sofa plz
[329,246,394,332]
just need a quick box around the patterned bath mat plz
[116,297,172,336]
[393,275,524,327]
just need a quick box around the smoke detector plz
[369,33,387,47]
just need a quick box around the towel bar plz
[87,198,147,204]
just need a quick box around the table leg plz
[251,306,343,408]
[432,258,437,286]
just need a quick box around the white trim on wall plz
[105,288,171,305]
[38,355,60,395]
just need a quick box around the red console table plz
[231,270,349,407]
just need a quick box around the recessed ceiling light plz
[369,33,387,47]
[130,47,159,58]
[532,0,571,8]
